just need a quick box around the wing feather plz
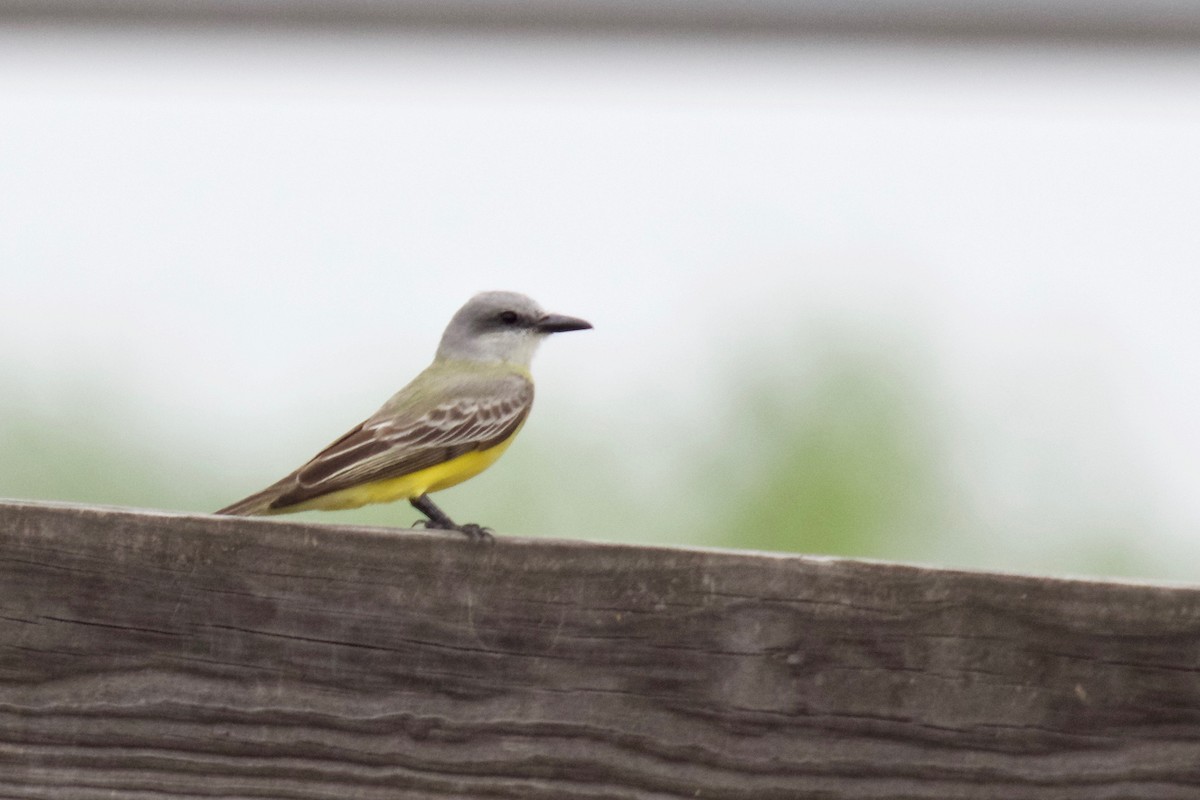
[266,373,533,509]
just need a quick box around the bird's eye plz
[498,310,519,325]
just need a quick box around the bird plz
[215,291,592,539]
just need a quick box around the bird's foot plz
[413,517,494,542]
[410,495,493,542]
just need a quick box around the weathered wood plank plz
[1,499,1199,799]
[8,0,1200,45]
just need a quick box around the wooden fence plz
[2,499,1199,798]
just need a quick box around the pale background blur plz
[2,3,1198,580]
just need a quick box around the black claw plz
[457,523,495,543]
[410,495,493,541]
[410,516,492,542]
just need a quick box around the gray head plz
[435,291,592,367]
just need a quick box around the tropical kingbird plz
[216,291,591,538]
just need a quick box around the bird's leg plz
[410,494,493,542]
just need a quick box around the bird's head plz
[436,291,592,367]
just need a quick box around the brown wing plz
[266,374,533,510]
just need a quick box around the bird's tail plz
[214,483,288,516]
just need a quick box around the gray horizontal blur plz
[1,0,1199,44]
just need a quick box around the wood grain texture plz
[1,500,1199,799]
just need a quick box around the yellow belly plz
[284,436,516,513]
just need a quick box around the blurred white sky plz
[1,26,1198,576]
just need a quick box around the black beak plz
[535,313,593,334]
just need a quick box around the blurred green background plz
[0,324,1167,581]
[1,25,1197,582]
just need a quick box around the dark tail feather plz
[215,483,288,516]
